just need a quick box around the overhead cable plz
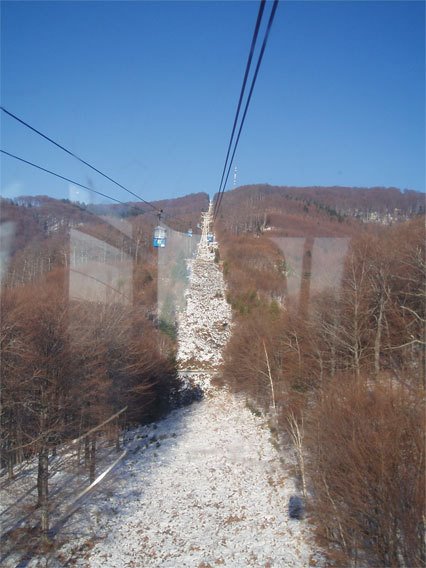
[1,150,195,228]
[213,0,266,219]
[213,0,279,221]
[0,106,161,213]
[1,149,150,215]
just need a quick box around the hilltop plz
[214,184,424,237]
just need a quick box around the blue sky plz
[1,0,425,205]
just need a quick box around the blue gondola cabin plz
[153,226,167,248]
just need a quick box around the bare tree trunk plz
[353,294,361,378]
[330,310,339,378]
[7,448,14,480]
[84,435,90,468]
[37,451,43,506]
[321,472,348,557]
[115,423,121,452]
[38,446,49,537]
[76,412,83,467]
[263,341,276,415]
[374,294,385,377]
[295,334,302,378]
[16,426,24,464]
[89,436,96,483]
[77,439,81,467]
[287,411,307,499]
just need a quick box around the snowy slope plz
[66,203,320,567]
[176,208,231,382]
[7,204,321,566]
[64,390,318,567]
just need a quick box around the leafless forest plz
[1,185,425,566]
[215,185,425,567]
[0,192,207,548]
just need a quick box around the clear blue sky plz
[1,0,425,205]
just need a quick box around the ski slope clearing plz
[177,212,231,380]
[58,389,319,567]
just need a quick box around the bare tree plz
[286,410,307,499]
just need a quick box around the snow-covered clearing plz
[176,209,231,380]
[60,390,318,567]
[1,204,321,566]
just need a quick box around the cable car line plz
[1,149,196,236]
[1,108,192,229]
[213,0,279,222]
[2,149,195,258]
[214,0,266,219]
[1,149,152,215]
[0,106,161,213]
[1,0,278,239]
[214,0,279,220]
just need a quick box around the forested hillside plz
[1,186,424,566]
[215,185,425,566]
[0,192,208,549]
[216,184,424,235]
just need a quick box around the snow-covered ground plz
[1,204,321,566]
[176,208,231,383]
[59,390,319,567]
[66,203,319,567]
[176,256,231,374]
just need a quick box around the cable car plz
[187,228,193,237]
[207,232,214,244]
[153,226,167,248]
